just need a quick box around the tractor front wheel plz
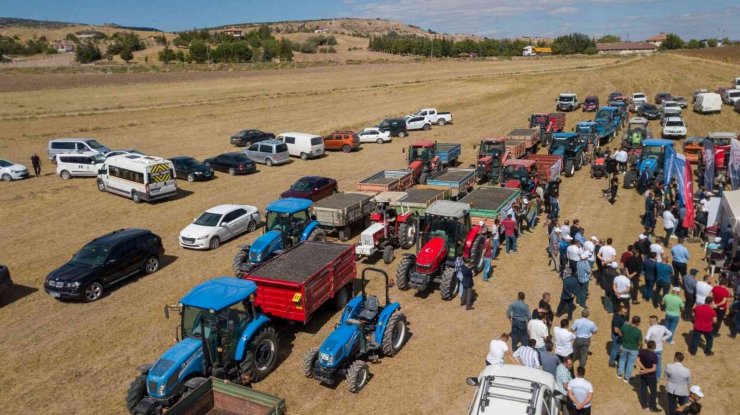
[308,228,327,242]
[395,256,414,290]
[564,159,575,177]
[398,222,416,249]
[439,267,458,300]
[232,245,251,276]
[301,348,318,378]
[382,245,394,264]
[240,326,279,383]
[382,313,408,356]
[575,153,584,170]
[125,373,149,414]
[469,234,485,274]
[346,360,369,393]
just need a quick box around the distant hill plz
[0,17,77,29]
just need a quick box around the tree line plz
[0,35,57,56]
[367,32,529,57]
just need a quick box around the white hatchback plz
[179,204,260,250]
[357,128,392,144]
[0,159,30,182]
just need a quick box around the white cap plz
[591,236,598,242]
[689,385,704,398]
[639,234,647,240]
[523,198,529,204]
[714,236,722,243]
[672,286,681,292]
[478,220,485,227]
[610,261,619,268]
[554,228,562,233]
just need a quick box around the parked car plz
[44,228,164,302]
[56,153,105,180]
[104,149,144,158]
[466,364,563,415]
[638,103,661,120]
[0,159,29,182]
[323,130,361,153]
[97,155,178,203]
[229,129,275,147]
[357,127,392,144]
[661,100,683,115]
[378,118,409,137]
[555,93,580,111]
[723,89,740,105]
[179,204,259,250]
[662,116,687,139]
[661,107,682,123]
[409,108,453,125]
[169,156,214,182]
[243,139,290,166]
[0,264,12,297]
[629,92,647,112]
[404,115,432,131]
[48,138,110,161]
[204,152,256,175]
[654,92,672,104]
[608,91,624,102]
[694,92,723,114]
[280,176,337,201]
[735,99,740,114]
[582,95,599,112]
[275,132,325,160]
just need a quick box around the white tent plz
[718,189,740,256]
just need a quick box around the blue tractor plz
[595,106,621,134]
[301,267,409,393]
[623,139,675,191]
[576,120,613,148]
[233,198,325,276]
[549,132,588,177]
[126,278,279,414]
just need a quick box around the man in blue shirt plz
[670,238,689,287]
[682,268,698,320]
[572,309,598,368]
[506,292,531,349]
[654,258,673,309]
[576,252,592,309]
[642,252,658,302]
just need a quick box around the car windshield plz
[291,179,315,191]
[275,143,288,152]
[194,212,223,227]
[0,160,12,167]
[634,94,645,99]
[666,120,684,127]
[310,137,322,145]
[585,98,597,104]
[85,139,105,149]
[480,142,503,156]
[729,92,740,98]
[559,96,574,102]
[596,110,612,119]
[503,165,528,180]
[643,105,657,111]
[266,211,292,232]
[422,214,461,255]
[72,244,111,265]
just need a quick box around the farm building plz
[75,29,105,39]
[646,33,668,47]
[221,28,243,38]
[596,42,657,55]
[53,41,76,53]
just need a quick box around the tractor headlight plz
[319,352,333,365]
[158,384,165,395]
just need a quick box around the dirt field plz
[0,53,738,415]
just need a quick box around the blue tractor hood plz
[318,323,361,369]
[550,145,566,156]
[639,157,658,174]
[147,337,205,399]
[249,230,283,263]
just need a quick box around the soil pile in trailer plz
[251,241,349,283]
[460,187,519,210]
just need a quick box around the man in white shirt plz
[485,333,512,366]
[613,267,632,311]
[662,209,677,246]
[567,366,594,413]
[560,219,571,239]
[554,318,576,359]
[527,311,550,351]
[695,275,713,305]
[645,315,672,379]
[650,241,665,263]
[566,239,583,276]
[598,238,617,265]
[615,149,628,173]
[584,236,597,265]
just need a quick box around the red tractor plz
[502,159,539,195]
[395,201,485,300]
[473,138,508,185]
[529,113,565,147]
[406,141,442,185]
[354,203,417,264]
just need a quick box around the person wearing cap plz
[559,234,571,278]
[557,271,579,320]
[671,237,690,286]
[689,296,716,356]
[665,352,692,415]
[635,233,652,258]
[644,315,671,379]
[662,286,685,344]
[617,315,643,382]
[683,268,698,320]
[676,385,703,414]
[576,252,592,309]
[571,309,597,369]
[635,340,661,412]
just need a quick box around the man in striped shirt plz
[512,338,541,368]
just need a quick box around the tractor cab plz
[529,113,550,130]
[623,117,650,150]
[418,203,471,261]
[474,138,507,183]
[406,140,440,183]
[128,278,276,415]
[502,160,537,193]
[575,121,599,147]
[624,139,675,190]
[549,132,579,155]
[596,107,619,129]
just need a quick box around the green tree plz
[551,33,596,55]
[597,34,621,43]
[65,33,78,42]
[75,41,102,63]
[278,37,293,61]
[158,45,176,63]
[706,38,718,48]
[120,47,133,63]
[257,25,272,40]
[660,33,684,50]
[175,50,186,62]
[232,41,252,62]
[189,40,208,63]
[686,39,701,49]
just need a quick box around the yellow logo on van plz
[149,163,172,183]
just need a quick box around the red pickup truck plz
[242,241,356,324]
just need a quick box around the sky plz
[2,0,738,40]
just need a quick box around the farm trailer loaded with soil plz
[459,187,521,229]
[424,168,476,199]
[313,192,375,241]
[506,128,542,154]
[165,377,286,415]
[356,170,414,193]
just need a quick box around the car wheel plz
[422,124,430,131]
[248,220,257,233]
[132,192,142,203]
[97,180,106,191]
[83,281,104,302]
[60,170,71,180]
[265,158,273,167]
[2,174,13,182]
[342,145,351,153]
[143,255,160,274]
[228,168,236,176]
[186,173,195,182]
[437,119,446,126]
[300,153,308,161]
[398,131,407,138]
[376,138,384,144]
[209,237,221,250]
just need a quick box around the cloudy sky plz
[3,0,738,40]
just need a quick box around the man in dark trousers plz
[30,154,41,177]
[557,271,579,320]
[459,259,474,311]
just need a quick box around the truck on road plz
[409,108,453,126]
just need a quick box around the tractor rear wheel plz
[125,373,148,414]
[301,348,318,378]
[346,360,369,393]
[398,222,416,249]
[240,326,279,383]
[564,159,575,177]
[382,245,394,264]
[439,267,458,300]
[339,225,351,242]
[419,172,429,185]
[395,256,414,290]
[232,245,251,276]
[308,228,327,242]
[470,235,485,274]
[575,153,584,170]
[381,313,408,356]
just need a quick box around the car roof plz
[471,364,555,415]
[253,139,284,146]
[204,204,249,215]
[584,95,598,99]
[49,137,97,142]
[180,277,257,311]
[277,132,321,139]
[88,228,150,246]
[425,200,470,218]
[267,197,313,213]
[665,116,683,122]
[295,176,326,183]
[708,132,737,139]
[219,152,247,157]
[107,154,172,166]
[559,93,576,96]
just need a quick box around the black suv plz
[44,229,164,302]
[169,156,214,182]
[230,129,275,147]
[378,118,408,138]
[204,152,256,175]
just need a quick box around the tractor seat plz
[358,295,380,321]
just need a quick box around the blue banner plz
[673,153,687,203]
[703,138,715,191]
[663,144,677,187]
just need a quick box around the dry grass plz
[0,54,738,415]
[669,45,740,65]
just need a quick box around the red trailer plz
[524,153,563,183]
[242,241,356,324]
[549,113,566,132]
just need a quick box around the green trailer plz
[459,186,521,229]
[167,377,286,415]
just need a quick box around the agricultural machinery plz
[395,201,485,299]
[575,121,611,148]
[355,203,417,264]
[528,113,565,147]
[595,106,622,133]
[301,267,408,393]
[608,100,629,127]
[473,138,508,184]
[126,278,278,415]
[502,159,539,194]
[405,141,462,184]
[233,198,325,276]
[549,132,587,177]
[621,117,649,150]
[623,139,675,191]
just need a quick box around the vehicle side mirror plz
[466,377,479,386]
[221,222,229,227]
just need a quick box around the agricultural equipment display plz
[528,113,565,147]
[424,168,476,199]
[590,156,607,179]
[608,100,629,127]
[502,159,538,194]
[396,201,484,298]
[621,117,649,150]
[707,132,736,171]
[549,132,587,177]
[313,192,374,241]
[623,139,675,190]
[355,201,417,264]
[356,170,414,193]
[302,267,408,393]
[405,141,462,184]
[233,198,324,276]
[682,137,704,165]
[525,154,563,185]
[506,128,542,154]
[384,186,450,215]
[126,278,279,415]
[459,187,521,229]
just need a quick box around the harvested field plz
[670,45,740,65]
[0,53,739,415]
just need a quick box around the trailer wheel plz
[308,228,327,242]
[395,256,414,290]
[339,225,351,242]
[240,326,279,383]
[125,373,148,414]
[398,222,416,249]
[439,267,459,301]
[381,313,408,356]
[469,235,485,274]
[382,245,394,264]
[334,284,351,310]
[346,360,369,393]
[301,348,318,378]
[419,172,429,185]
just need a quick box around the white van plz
[96,154,177,203]
[275,132,325,160]
[693,92,722,114]
[48,138,110,161]
[56,153,105,180]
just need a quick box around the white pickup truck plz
[409,108,453,126]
